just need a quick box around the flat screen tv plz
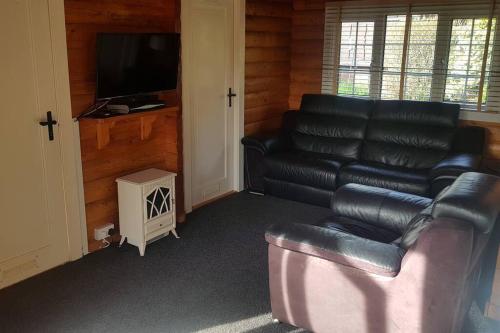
[96,33,180,100]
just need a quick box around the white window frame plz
[337,20,375,97]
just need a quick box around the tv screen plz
[96,33,180,99]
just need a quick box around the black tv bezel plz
[95,32,180,101]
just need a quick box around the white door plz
[183,0,236,207]
[0,0,72,288]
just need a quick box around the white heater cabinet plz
[116,168,178,256]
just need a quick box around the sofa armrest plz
[429,153,482,197]
[241,135,289,155]
[430,153,482,180]
[241,134,289,193]
[265,223,406,277]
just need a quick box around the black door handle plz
[39,111,57,141]
[227,88,237,107]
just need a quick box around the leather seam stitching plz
[376,192,390,226]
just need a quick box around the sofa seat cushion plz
[318,216,401,244]
[339,162,430,196]
[264,151,345,191]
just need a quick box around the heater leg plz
[172,229,180,239]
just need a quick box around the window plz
[323,1,500,112]
[337,21,374,97]
[444,18,496,107]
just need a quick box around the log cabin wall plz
[245,0,293,135]
[64,0,184,252]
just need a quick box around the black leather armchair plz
[265,172,500,333]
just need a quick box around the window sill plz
[459,110,500,123]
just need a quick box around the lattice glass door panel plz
[145,187,172,221]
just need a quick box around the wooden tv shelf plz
[79,107,179,150]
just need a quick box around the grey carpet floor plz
[0,191,498,333]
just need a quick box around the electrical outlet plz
[94,223,114,241]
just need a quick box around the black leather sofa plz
[242,94,485,207]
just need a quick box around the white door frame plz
[181,0,246,213]
[46,0,85,259]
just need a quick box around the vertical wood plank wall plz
[245,0,293,135]
[64,0,184,252]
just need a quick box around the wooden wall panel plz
[245,0,293,136]
[64,0,184,252]
[288,0,326,109]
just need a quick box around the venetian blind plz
[322,0,500,112]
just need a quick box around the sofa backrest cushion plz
[432,172,500,234]
[362,100,459,169]
[292,94,374,160]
